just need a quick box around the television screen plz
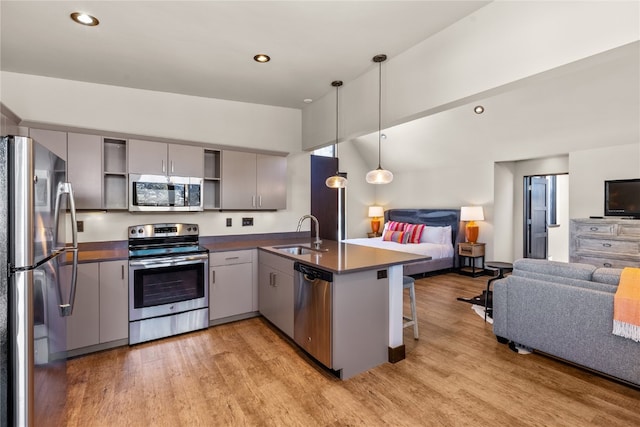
[605,179,640,218]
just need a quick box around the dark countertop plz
[259,240,431,274]
[70,232,311,263]
[68,232,430,274]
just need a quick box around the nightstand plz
[367,232,382,238]
[457,242,485,277]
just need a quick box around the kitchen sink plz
[275,245,327,255]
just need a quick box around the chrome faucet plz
[296,214,322,250]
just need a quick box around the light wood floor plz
[62,273,640,426]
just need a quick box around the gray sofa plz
[493,258,640,387]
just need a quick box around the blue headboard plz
[384,208,462,247]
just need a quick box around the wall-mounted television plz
[604,178,640,218]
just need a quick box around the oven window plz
[133,263,205,308]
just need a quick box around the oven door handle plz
[129,253,209,268]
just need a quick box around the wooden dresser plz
[569,218,640,268]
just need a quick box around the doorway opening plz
[523,174,569,261]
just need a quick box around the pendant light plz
[365,54,393,185]
[325,80,348,189]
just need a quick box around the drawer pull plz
[590,227,599,231]
[603,263,613,268]
[602,243,612,247]
[225,256,240,261]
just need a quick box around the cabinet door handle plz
[258,195,262,207]
[252,196,256,207]
[604,263,613,268]
[602,243,612,247]
[211,270,215,285]
[590,227,598,231]
[171,160,174,174]
[121,264,125,280]
[162,160,166,173]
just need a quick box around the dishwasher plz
[293,262,333,368]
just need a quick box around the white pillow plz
[420,225,452,244]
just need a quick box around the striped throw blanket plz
[613,267,640,342]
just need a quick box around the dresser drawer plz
[210,249,253,266]
[619,223,640,237]
[571,255,640,269]
[575,238,640,255]
[573,222,617,236]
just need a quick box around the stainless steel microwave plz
[128,174,203,212]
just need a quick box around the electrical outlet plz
[242,217,254,226]
[226,218,232,227]
[77,220,84,232]
[377,270,387,279]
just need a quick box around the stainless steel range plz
[128,223,209,344]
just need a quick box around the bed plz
[344,209,463,276]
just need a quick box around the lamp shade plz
[325,175,347,188]
[460,206,484,221]
[368,206,384,218]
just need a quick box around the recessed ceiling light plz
[70,12,99,26]
[474,105,485,114]
[254,54,271,63]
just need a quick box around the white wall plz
[374,160,495,259]
[1,72,301,154]
[302,1,639,149]
[548,174,569,262]
[569,143,640,218]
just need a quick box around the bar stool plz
[403,276,419,339]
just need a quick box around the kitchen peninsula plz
[259,240,431,380]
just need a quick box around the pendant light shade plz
[326,80,348,189]
[366,54,393,185]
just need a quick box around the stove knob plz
[187,227,192,232]
[130,229,136,235]
[193,226,198,233]
[138,228,144,234]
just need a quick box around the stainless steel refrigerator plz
[1,135,78,426]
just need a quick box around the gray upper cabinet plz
[221,150,286,210]
[29,128,67,161]
[257,154,286,210]
[128,139,203,177]
[67,132,103,209]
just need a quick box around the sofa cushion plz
[592,268,622,286]
[512,258,596,281]
[511,269,617,293]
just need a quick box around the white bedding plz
[343,237,454,260]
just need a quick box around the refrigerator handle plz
[53,182,79,316]
[53,182,79,250]
[58,248,79,317]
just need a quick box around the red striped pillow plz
[404,223,425,244]
[383,230,407,243]
[386,221,406,232]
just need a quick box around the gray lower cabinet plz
[67,132,103,209]
[64,260,129,353]
[221,151,286,210]
[209,250,255,321]
[258,251,294,338]
[65,263,100,351]
[99,260,129,343]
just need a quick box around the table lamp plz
[368,206,384,234]
[460,206,484,243]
